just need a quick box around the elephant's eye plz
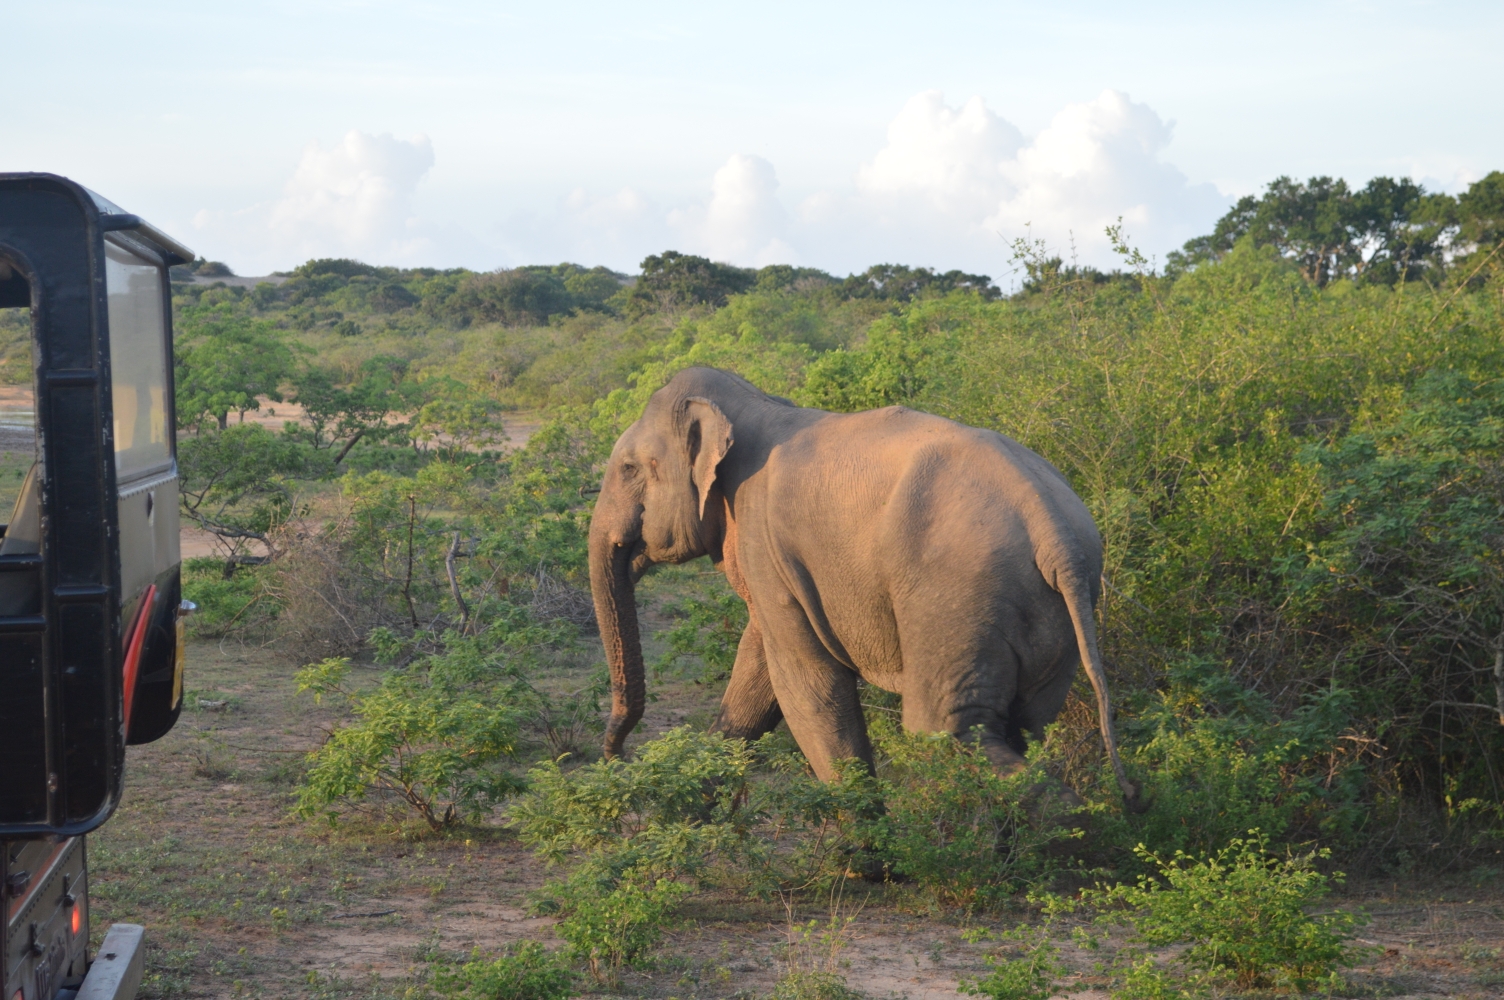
[620,463,638,479]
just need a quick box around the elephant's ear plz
[683,396,734,518]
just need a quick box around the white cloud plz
[802,89,1227,275]
[268,131,435,260]
[191,93,1228,279]
[669,154,793,266]
[192,130,441,272]
[856,91,1023,217]
[985,90,1225,262]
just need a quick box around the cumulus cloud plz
[193,92,1227,279]
[985,90,1225,261]
[669,154,795,266]
[856,91,1024,216]
[192,130,442,272]
[268,131,435,260]
[803,89,1227,274]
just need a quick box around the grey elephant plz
[588,366,1140,809]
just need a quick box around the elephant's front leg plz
[709,610,784,741]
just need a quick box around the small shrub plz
[654,589,747,682]
[1083,830,1368,993]
[270,516,380,666]
[771,909,865,1000]
[1044,659,1368,867]
[514,729,881,978]
[524,674,607,759]
[549,864,688,982]
[429,940,573,1000]
[958,924,1067,1000]
[867,725,1078,911]
[512,730,753,978]
[770,971,865,1000]
[294,634,539,829]
[181,556,274,637]
[512,727,762,869]
[188,734,239,782]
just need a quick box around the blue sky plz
[7,0,1500,278]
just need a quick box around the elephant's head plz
[590,392,735,758]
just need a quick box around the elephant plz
[588,366,1140,810]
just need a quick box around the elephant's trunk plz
[590,514,645,759]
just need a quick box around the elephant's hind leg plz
[759,604,874,781]
[897,627,1031,776]
[710,612,784,741]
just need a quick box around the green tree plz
[1456,171,1504,257]
[838,263,1000,301]
[177,423,322,561]
[174,311,297,430]
[621,251,756,320]
[289,355,421,463]
[1167,174,1452,286]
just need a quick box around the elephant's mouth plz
[628,539,653,582]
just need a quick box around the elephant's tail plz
[1057,568,1146,813]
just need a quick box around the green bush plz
[1296,370,1504,810]
[654,588,748,683]
[1044,659,1366,867]
[512,730,755,978]
[180,556,274,637]
[513,729,883,976]
[513,726,850,893]
[549,864,688,981]
[294,627,552,829]
[958,925,1067,1000]
[769,971,866,1000]
[1083,830,1368,993]
[513,723,1078,923]
[512,726,762,869]
[866,725,1077,911]
[429,940,573,1000]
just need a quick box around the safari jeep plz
[1,174,194,1000]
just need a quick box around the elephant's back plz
[767,405,1093,547]
[751,406,1099,677]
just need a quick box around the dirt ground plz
[88,589,1504,1000]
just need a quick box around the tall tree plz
[1167,175,1453,286]
[174,312,296,430]
[621,251,756,320]
[289,355,421,463]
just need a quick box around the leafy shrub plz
[512,727,764,877]
[514,722,1076,924]
[429,941,573,1000]
[180,556,274,637]
[549,864,688,981]
[1045,659,1367,866]
[1083,830,1368,993]
[1297,370,1504,810]
[513,729,880,977]
[867,725,1078,911]
[654,588,748,682]
[958,924,1067,1000]
[770,972,865,1000]
[294,626,556,829]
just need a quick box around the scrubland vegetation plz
[67,172,1504,996]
